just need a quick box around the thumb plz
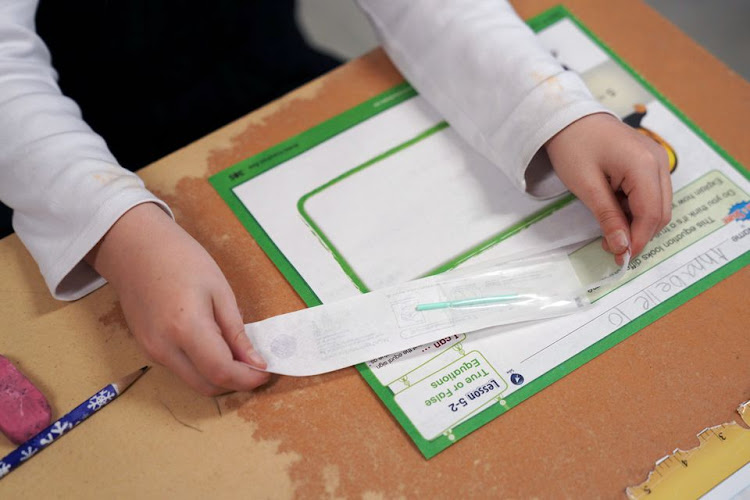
[575,175,631,257]
[213,291,267,370]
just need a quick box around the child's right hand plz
[545,112,672,263]
[86,203,271,396]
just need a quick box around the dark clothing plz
[0,1,340,238]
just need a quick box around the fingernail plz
[247,349,267,369]
[606,230,629,254]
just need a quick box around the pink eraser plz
[0,356,52,444]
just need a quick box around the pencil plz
[0,366,149,480]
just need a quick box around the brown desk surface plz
[1,1,748,497]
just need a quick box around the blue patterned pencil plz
[0,366,149,479]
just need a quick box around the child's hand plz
[86,203,270,396]
[545,113,672,263]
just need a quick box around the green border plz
[297,123,576,293]
[297,122,448,293]
[210,82,417,307]
[210,5,750,459]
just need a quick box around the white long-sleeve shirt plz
[0,0,609,301]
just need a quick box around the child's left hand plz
[545,112,672,263]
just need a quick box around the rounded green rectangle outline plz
[296,121,576,293]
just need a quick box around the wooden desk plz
[1,1,748,497]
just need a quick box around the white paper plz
[234,17,750,441]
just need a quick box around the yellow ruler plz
[627,401,750,499]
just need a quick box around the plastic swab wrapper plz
[244,247,629,376]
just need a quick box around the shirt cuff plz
[48,194,173,301]
[487,71,617,199]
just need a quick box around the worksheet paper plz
[211,7,750,458]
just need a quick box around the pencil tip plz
[115,366,150,393]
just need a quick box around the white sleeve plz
[356,0,614,198]
[0,0,172,301]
